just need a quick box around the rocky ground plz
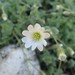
[0,45,40,75]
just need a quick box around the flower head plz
[22,23,50,51]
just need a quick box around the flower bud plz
[57,47,67,61]
[57,47,64,54]
[58,53,67,61]
[2,11,8,21]
[67,47,74,55]
[56,5,64,10]
[63,11,71,15]
[59,44,63,47]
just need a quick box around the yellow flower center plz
[33,32,41,41]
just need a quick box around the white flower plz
[58,53,67,61]
[22,23,50,51]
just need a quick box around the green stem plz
[49,29,62,71]
[49,29,59,45]
[58,60,62,69]
[57,38,67,47]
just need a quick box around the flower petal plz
[42,39,47,46]
[28,25,33,31]
[31,42,37,51]
[25,43,31,48]
[25,40,32,48]
[21,37,27,43]
[22,37,32,48]
[34,23,41,29]
[37,44,43,51]
[44,33,50,38]
[22,30,30,36]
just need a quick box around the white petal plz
[22,37,32,48]
[25,43,31,48]
[22,30,30,36]
[31,42,37,51]
[37,44,43,51]
[28,25,33,31]
[21,37,26,43]
[42,39,47,46]
[25,40,32,48]
[34,23,41,28]
[44,33,50,38]
[22,37,32,47]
